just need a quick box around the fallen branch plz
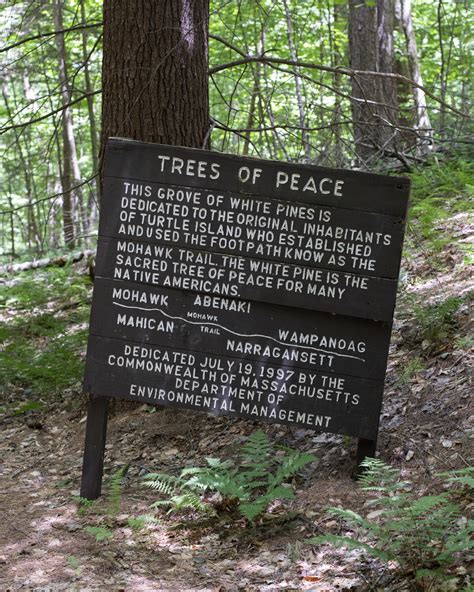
[1,249,95,274]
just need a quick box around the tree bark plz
[349,0,399,165]
[100,0,210,161]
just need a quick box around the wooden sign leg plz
[355,437,377,476]
[80,396,109,500]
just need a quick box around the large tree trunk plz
[349,0,399,166]
[100,0,210,416]
[100,0,210,161]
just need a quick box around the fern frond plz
[242,430,271,461]
[326,506,380,532]
[239,499,267,521]
[271,451,315,486]
[205,457,234,470]
[358,458,400,491]
[142,473,185,496]
[438,467,474,489]
[138,513,160,525]
[170,491,210,513]
[106,465,128,516]
[150,499,174,508]
[260,485,295,503]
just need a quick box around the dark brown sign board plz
[81,138,410,499]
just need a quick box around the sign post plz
[80,396,108,499]
[81,138,409,498]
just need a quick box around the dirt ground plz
[1,215,473,591]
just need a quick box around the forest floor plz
[0,212,473,591]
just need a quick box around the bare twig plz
[0,91,101,135]
[1,22,103,54]
[0,175,98,215]
[209,33,247,58]
[209,56,470,118]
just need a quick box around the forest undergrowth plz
[0,158,473,591]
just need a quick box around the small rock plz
[441,438,453,448]
[405,450,415,461]
[164,447,179,456]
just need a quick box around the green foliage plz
[0,267,90,397]
[126,515,159,532]
[1,325,87,396]
[413,296,463,352]
[408,157,474,251]
[143,430,316,523]
[12,400,43,415]
[454,335,474,350]
[396,357,424,385]
[84,526,113,542]
[74,496,97,516]
[105,465,129,517]
[78,466,129,542]
[67,555,81,574]
[308,458,474,590]
[74,466,128,518]
[1,267,90,310]
[439,467,474,492]
[1,0,472,257]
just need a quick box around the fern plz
[106,465,128,516]
[143,429,316,523]
[84,526,113,542]
[308,459,474,589]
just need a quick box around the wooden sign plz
[81,138,410,499]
